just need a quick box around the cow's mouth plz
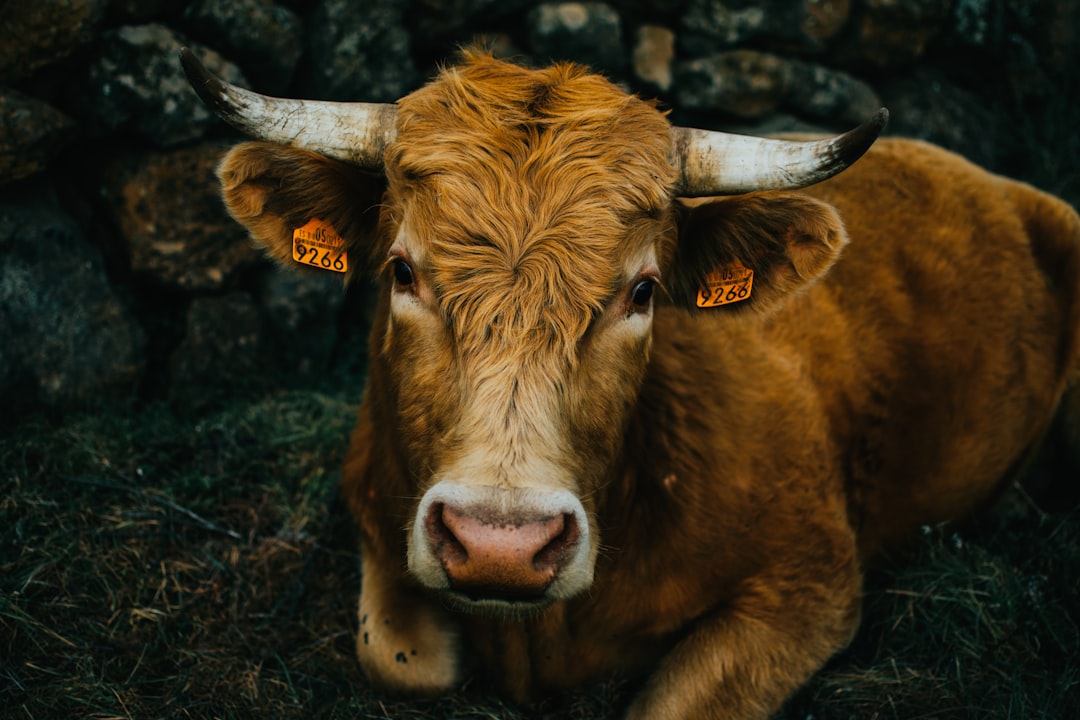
[441,588,554,618]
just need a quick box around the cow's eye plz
[630,279,654,311]
[392,258,415,288]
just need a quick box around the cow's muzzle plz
[409,482,593,616]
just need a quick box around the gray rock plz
[76,24,249,147]
[169,292,264,414]
[681,0,768,49]
[940,0,1074,101]
[0,0,109,83]
[950,0,997,48]
[258,266,346,377]
[786,59,882,124]
[676,50,788,118]
[632,25,676,93]
[108,0,190,24]
[306,0,417,102]
[412,0,534,39]
[879,68,998,169]
[0,184,146,416]
[1011,0,1077,77]
[675,50,881,125]
[528,2,627,74]
[0,91,77,185]
[680,0,850,56]
[181,0,304,94]
[101,142,265,292]
[831,0,951,68]
[616,0,691,20]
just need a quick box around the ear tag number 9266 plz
[697,261,754,308]
[292,218,347,273]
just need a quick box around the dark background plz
[2,0,1078,421]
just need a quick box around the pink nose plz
[425,503,580,598]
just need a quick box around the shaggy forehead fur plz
[382,51,678,355]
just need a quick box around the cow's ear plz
[667,193,848,314]
[218,142,384,277]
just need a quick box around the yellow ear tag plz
[696,261,754,308]
[292,218,347,273]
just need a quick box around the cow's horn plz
[179,47,397,169]
[671,108,888,197]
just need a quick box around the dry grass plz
[787,510,1080,719]
[2,393,365,719]
[3,390,1078,719]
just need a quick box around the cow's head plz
[183,49,884,616]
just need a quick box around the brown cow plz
[182,49,1080,718]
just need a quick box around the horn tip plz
[179,46,237,120]
[873,107,889,131]
[836,107,889,166]
[178,46,204,87]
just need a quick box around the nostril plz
[426,502,467,567]
[533,513,578,572]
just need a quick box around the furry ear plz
[217,142,385,279]
[668,193,849,314]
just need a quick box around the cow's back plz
[647,138,1080,561]
[785,137,1080,554]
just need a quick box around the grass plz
[2,388,1078,719]
[787,510,1080,719]
[2,393,362,720]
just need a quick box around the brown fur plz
[216,52,1080,719]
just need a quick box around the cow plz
[181,48,1080,719]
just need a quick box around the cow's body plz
[339,136,1080,713]
[189,51,1080,718]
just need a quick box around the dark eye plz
[630,279,654,310]
[392,258,415,288]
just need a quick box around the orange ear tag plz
[292,218,347,273]
[696,261,754,308]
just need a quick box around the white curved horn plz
[672,108,889,197]
[179,47,397,170]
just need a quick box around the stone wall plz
[2,0,1077,420]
